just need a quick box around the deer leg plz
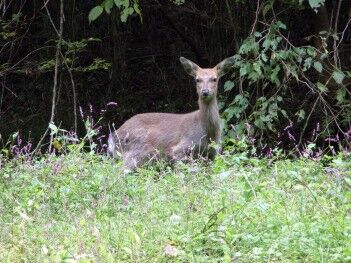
[123,152,141,171]
[123,144,159,171]
[208,147,218,160]
[207,135,221,160]
[123,149,148,170]
[171,141,192,161]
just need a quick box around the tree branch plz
[34,0,64,154]
[333,0,342,67]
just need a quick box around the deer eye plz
[196,79,201,83]
[211,78,217,82]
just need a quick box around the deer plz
[108,56,235,170]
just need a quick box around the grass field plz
[0,152,350,262]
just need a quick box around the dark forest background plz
[0,0,350,155]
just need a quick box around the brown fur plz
[108,56,234,170]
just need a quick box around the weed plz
[0,152,350,262]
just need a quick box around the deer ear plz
[180,57,199,77]
[215,56,235,78]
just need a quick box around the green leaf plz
[89,6,103,22]
[270,65,281,85]
[313,61,323,73]
[262,3,271,16]
[114,0,122,7]
[133,3,142,16]
[238,38,258,55]
[253,62,262,75]
[295,109,305,122]
[276,21,287,30]
[224,108,235,121]
[307,143,316,149]
[254,32,262,38]
[120,7,134,22]
[262,39,271,50]
[12,131,19,140]
[308,0,325,9]
[332,71,345,84]
[261,53,268,62]
[303,57,313,71]
[104,0,114,14]
[122,0,130,8]
[280,109,287,117]
[127,6,134,15]
[306,47,315,56]
[248,71,259,82]
[49,122,58,135]
[114,0,129,8]
[316,82,328,92]
[288,65,298,79]
[336,88,346,104]
[239,66,247,77]
[224,81,235,92]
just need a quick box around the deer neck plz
[198,97,220,141]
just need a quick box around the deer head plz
[180,56,235,103]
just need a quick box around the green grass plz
[0,153,350,262]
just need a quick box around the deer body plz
[108,56,234,170]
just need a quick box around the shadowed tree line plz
[0,0,350,154]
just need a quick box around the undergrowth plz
[0,152,350,262]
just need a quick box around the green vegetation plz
[1,2,351,261]
[1,153,350,262]
[2,1,351,149]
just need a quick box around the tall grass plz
[0,152,350,262]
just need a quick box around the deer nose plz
[201,89,210,97]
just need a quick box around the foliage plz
[222,19,350,151]
[89,0,141,23]
[306,0,325,10]
[0,152,350,261]
[1,0,351,154]
[170,0,186,5]
[35,38,112,73]
[46,104,106,155]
